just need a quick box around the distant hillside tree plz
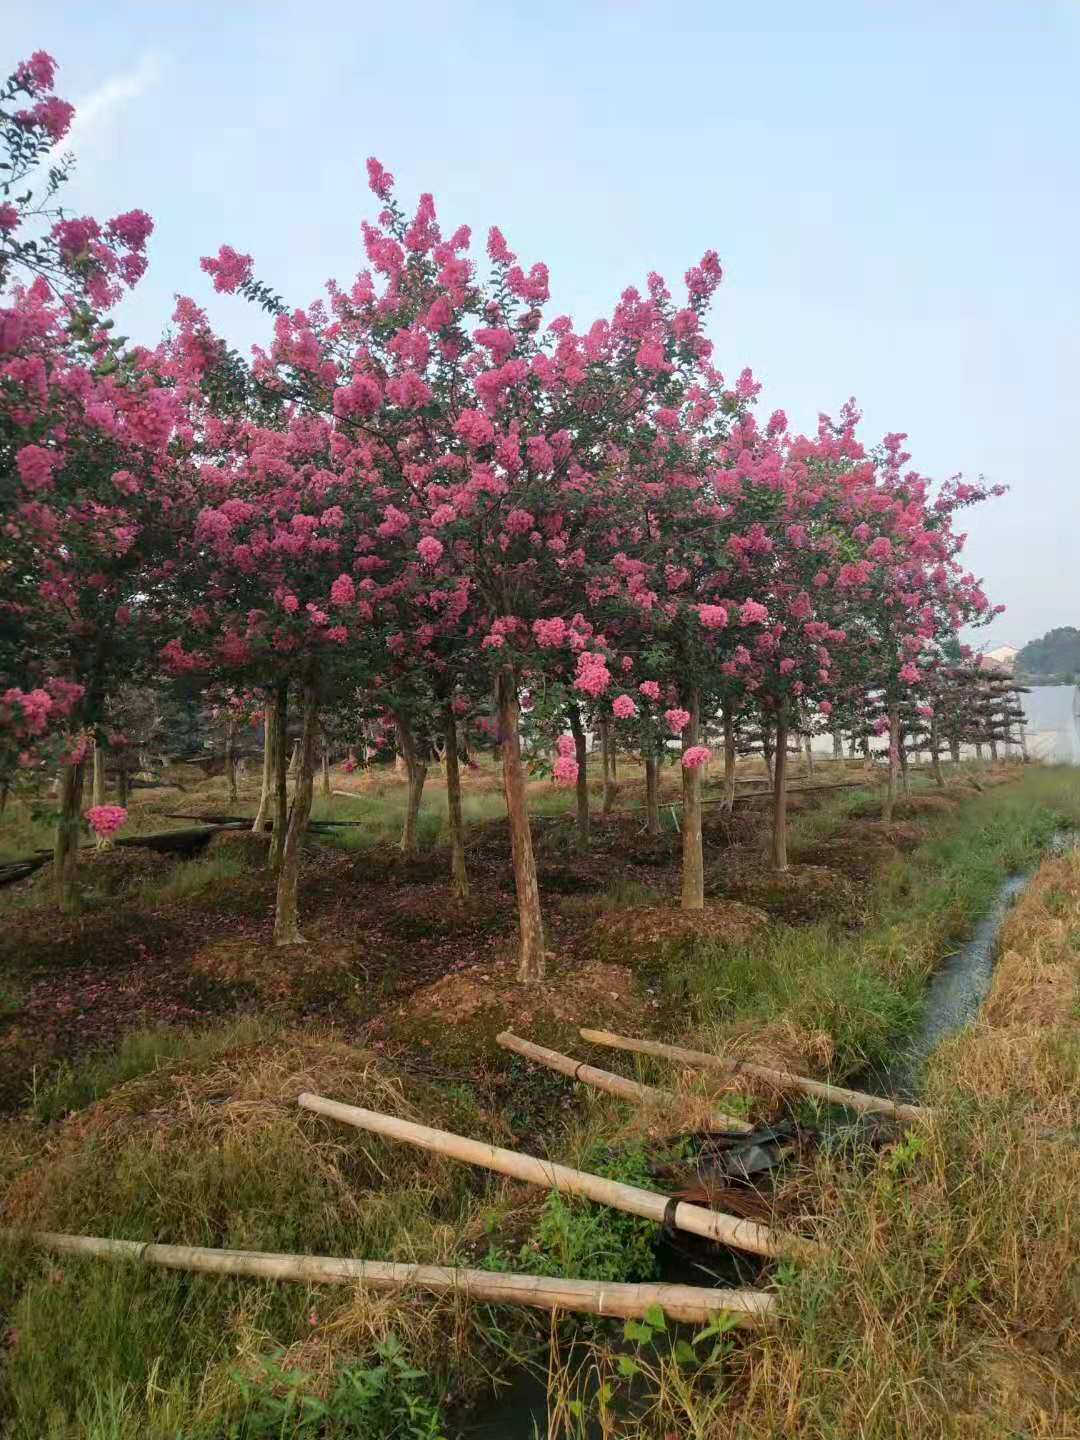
[1016,627,1080,680]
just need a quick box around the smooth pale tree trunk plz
[568,706,590,850]
[443,705,469,899]
[833,727,844,761]
[600,720,617,816]
[899,737,910,796]
[930,714,945,788]
[643,751,661,837]
[320,744,331,797]
[274,670,318,947]
[224,720,238,804]
[1019,724,1029,762]
[771,712,790,873]
[268,683,289,874]
[53,758,86,909]
[252,703,274,834]
[91,741,106,848]
[723,709,737,814]
[497,665,545,982]
[803,734,815,776]
[883,699,900,823]
[762,725,775,786]
[289,741,300,778]
[680,690,704,911]
[394,713,428,858]
[989,736,999,763]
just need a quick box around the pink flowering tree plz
[198,161,724,980]
[0,53,167,904]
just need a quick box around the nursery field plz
[0,755,1076,1439]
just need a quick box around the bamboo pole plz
[496,1031,753,1134]
[578,1029,931,1126]
[298,1093,819,1263]
[24,1231,775,1326]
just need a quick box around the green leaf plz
[674,1339,697,1366]
[616,1355,640,1378]
[642,1302,667,1330]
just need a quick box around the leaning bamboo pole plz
[578,1029,931,1126]
[496,1031,753,1134]
[24,1231,775,1326]
[298,1093,820,1263]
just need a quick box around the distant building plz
[979,643,1018,673]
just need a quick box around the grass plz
[0,762,1077,1437]
[649,769,1080,1076]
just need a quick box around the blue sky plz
[5,2,1078,647]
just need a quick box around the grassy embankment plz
[0,764,1075,1436]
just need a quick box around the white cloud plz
[60,52,163,156]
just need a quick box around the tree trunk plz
[989,736,999,763]
[289,741,300,777]
[253,702,274,834]
[497,665,546,982]
[1019,724,1029,762]
[883,700,900,824]
[268,682,289,874]
[929,714,945,788]
[91,741,106,848]
[899,737,910,796]
[600,720,617,815]
[394,713,428,858]
[443,705,469,899]
[224,720,238,803]
[274,670,318,947]
[803,734,815,776]
[680,689,704,911]
[92,741,105,806]
[568,706,590,850]
[321,744,331,797]
[643,750,661,836]
[117,762,130,807]
[53,758,86,908]
[723,708,737,814]
[832,727,843,760]
[762,724,774,786]
[950,735,961,765]
[771,712,789,873]
[975,741,984,762]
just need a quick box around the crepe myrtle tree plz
[819,420,1004,824]
[0,53,167,903]
[199,159,725,981]
[159,346,387,944]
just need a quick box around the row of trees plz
[1,53,1005,978]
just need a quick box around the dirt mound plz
[591,901,768,953]
[380,955,645,1062]
[206,829,271,867]
[790,835,901,880]
[852,819,922,851]
[191,938,359,1006]
[715,862,860,923]
[895,793,958,816]
[2,1028,468,1232]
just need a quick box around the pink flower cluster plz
[611,694,638,720]
[574,651,612,698]
[84,805,127,839]
[664,708,691,735]
[552,732,579,784]
[681,745,712,770]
